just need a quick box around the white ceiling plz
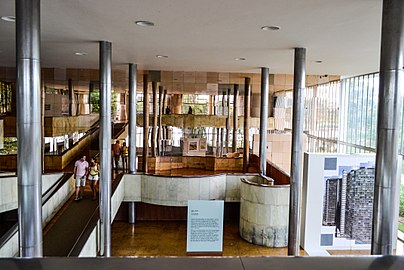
[0,0,382,76]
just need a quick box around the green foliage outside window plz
[90,90,118,114]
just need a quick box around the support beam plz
[142,75,149,173]
[99,41,112,257]
[288,47,306,256]
[232,84,239,153]
[259,67,269,176]
[16,0,43,257]
[243,77,251,173]
[372,0,404,255]
[128,63,137,173]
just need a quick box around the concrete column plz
[216,128,220,157]
[226,88,231,154]
[243,77,251,173]
[128,63,137,173]
[16,0,43,257]
[68,78,73,116]
[171,94,182,114]
[259,67,269,176]
[208,95,214,115]
[142,74,149,173]
[232,84,239,153]
[99,41,112,257]
[151,82,157,157]
[288,47,306,256]
[221,91,226,155]
[157,85,163,156]
[372,0,404,255]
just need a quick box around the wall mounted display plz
[300,153,401,255]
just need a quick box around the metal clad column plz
[243,77,251,173]
[16,0,42,257]
[128,64,137,173]
[372,0,404,255]
[142,74,149,172]
[99,41,112,257]
[232,84,239,153]
[288,47,306,256]
[259,67,269,176]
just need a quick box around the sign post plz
[186,200,224,255]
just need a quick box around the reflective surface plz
[16,0,43,257]
[288,47,306,255]
[259,67,269,175]
[99,41,112,257]
[373,0,404,255]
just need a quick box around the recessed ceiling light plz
[1,16,16,22]
[261,25,280,31]
[314,60,323,64]
[156,55,168,58]
[75,52,88,56]
[135,20,155,27]
[234,57,246,61]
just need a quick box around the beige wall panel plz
[207,72,219,83]
[273,74,286,86]
[183,83,196,93]
[195,83,207,93]
[161,71,173,82]
[183,72,195,83]
[173,71,184,82]
[172,82,184,92]
[229,73,242,84]
[218,72,230,84]
[195,72,207,83]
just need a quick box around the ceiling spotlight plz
[156,55,168,58]
[135,20,155,27]
[234,57,246,61]
[74,52,88,56]
[314,60,323,64]
[261,25,280,31]
[1,16,16,22]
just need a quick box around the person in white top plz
[74,155,89,201]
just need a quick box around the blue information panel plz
[186,200,224,253]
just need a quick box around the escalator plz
[0,122,128,256]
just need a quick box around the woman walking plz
[88,157,100,200]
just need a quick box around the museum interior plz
[1,1,404,269]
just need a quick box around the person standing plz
[121,141,129,173]
[74,155,89,201]
[87,157,100,200]
[112,140,121,171]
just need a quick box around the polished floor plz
[111,220,404,257]
[111,220,306,257]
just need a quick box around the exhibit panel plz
[300,153,401,255]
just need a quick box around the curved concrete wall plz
[239,178,289,247]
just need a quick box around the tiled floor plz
[111,220,306,257]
